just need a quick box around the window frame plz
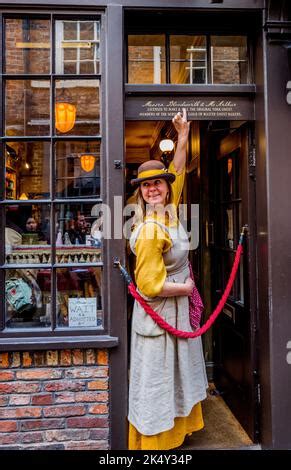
[0,11,118,347]
[126,32,252,85]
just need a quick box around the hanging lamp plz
[79,143,96,172]
[55,87,76,133]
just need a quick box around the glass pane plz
[55,141,100,198]
[55,202,102,263]
[211,36,248,84]
[220,157,233,201]
[5,18,51,74]
[5,268,52,328]
[5,204,51,265]
[5,142,50,200]
[56,267,103,328]
[55,80,100,136]
[55,20,100,75]
[5,80,50,136]
[170,35,207,84]
[128,35,166,84]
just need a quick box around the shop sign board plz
[126,96,254,120]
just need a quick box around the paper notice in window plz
[68,297,97,327]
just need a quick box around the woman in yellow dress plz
[128,109,208,450]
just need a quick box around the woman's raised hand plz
[172,108,190,141]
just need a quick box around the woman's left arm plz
[171,108,190,174]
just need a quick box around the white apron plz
[128,219,208,435]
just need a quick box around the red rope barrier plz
[128,243,243,339]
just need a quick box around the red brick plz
[97,350,108,366]
[16,369,62,380]
[88,404,108,414]
[72,349,84,365]
[75,391,108,403]
[4,382,41,393]
[0,407,42,419]
[21,432,43,443]
[31,394,53,405]
[46,351,58,366]
[65,440,108,450]
[20,418,65,431]
[22,352,33,367]
[0,353,9,368]
[43,405,86,418]
[0,371,14,381]
[34,352,45,366]
[0,421,18,432]
[0,396,8,406]
[87,379,108,390]
[54,392,75,404]
[67,417,108,428]
[65,367,108,379]
[11,352,20,368]
[60,350,71,366]
[0,433,21,445]
[9,395,31,406]
[89,429,109,440]
[45,429,90,442]
[86,349,96,364]
[43,380,85,392]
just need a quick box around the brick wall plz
[0,349,109,450]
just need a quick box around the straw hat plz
[130,160,176,186]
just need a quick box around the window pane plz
[55,20,100,75]
[5,18,51,74]
[5,142,50,200]
[55,202,102,263]
[170,35,207,84]
[128,35,166,84]
[211,36,248,84]
[5,268,52,328]
[55,141,100,198]
[5,80,50,136]
[56,267,103,328]
[55,80,100,136]
[5,204,51,265]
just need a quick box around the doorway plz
[125,118,259,447]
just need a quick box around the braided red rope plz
[128,243,243,339]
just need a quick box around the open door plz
[208,122,259,442]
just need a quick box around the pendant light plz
[79,143,96,172]
[55,87,76,134]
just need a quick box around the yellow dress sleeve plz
[134,222,172,298]
[168,160,185,207]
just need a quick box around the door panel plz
[212,123,259,442]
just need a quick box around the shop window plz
[170,36,207,84]
[127,35,166,84]
[127,33,250,84]
[55,20,100,75]
[1,14,104,338]
[211,36,248,84]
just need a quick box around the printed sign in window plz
[68,297,97,327]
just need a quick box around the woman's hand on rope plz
[184,277,195,296]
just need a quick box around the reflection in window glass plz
[128,35,166,84]
[5,268,52,328]
[5,18,51,74]
[55,20,100,75]
[55,141,100,198]
[5,204,51,265]
[170,36,207,84]
[5,142,50,200]
[55,80,100,135]
[5,80,50,136]
[211,36,248,84]
[55,203,102,262]
[56,267,102,328]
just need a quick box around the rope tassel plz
[116,226,247,339]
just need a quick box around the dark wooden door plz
[211,123,259,442]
